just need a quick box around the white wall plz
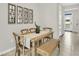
[58,4,64,36]
[38,3,59,39]
[0,3,39,53]
[0,3,59,54]
[72,9,79,32]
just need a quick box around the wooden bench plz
[36,39,59,56]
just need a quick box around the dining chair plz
[43,27,52,32]
[20,29,28,35]
[29,28,36,33]
[43,27,53,43]
[12,32,30,56]
[20,28,33,53]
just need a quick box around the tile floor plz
[1,31,79,56]
[60,31,79,56]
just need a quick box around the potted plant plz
[35,22,40,33]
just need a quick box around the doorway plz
[64,11,73,32]
[64,9,79,33]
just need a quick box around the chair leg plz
[15,50,17,56]
[29,50,31,56]
[15,48,18,56]
[17,49,20,56]
[24,49,26,56]
[58,40,60,55]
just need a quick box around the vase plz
[36,27,40,33]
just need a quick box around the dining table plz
[20,30,53,56]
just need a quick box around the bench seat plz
[37,39,58,56]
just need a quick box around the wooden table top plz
[20,30,53,42]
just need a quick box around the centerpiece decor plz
[35,22,40,33]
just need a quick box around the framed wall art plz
[8,3,16,24]
[17,6,23,24]
[28,9,33,24]
[23,8,28,24]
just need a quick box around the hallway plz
[60,31,79,56]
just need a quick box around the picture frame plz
[8,3,16,24]
[28,9,33,24]
[23,8,28,24]
[17,6,23,24]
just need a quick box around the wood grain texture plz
[37,39,58,56]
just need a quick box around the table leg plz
[32,41,36,56]
[37,41,39,47]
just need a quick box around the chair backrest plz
[29,28,36,33]
[12,32,20,48]
[20,29,28,35]
[43,27,52,32]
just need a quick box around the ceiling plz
[61,3,78,6]
[60,3,79,11]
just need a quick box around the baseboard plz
[64,30,78,33]
[0,47,15,56]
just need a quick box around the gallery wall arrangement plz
[8,3,33,24]
[8,4,16,24]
